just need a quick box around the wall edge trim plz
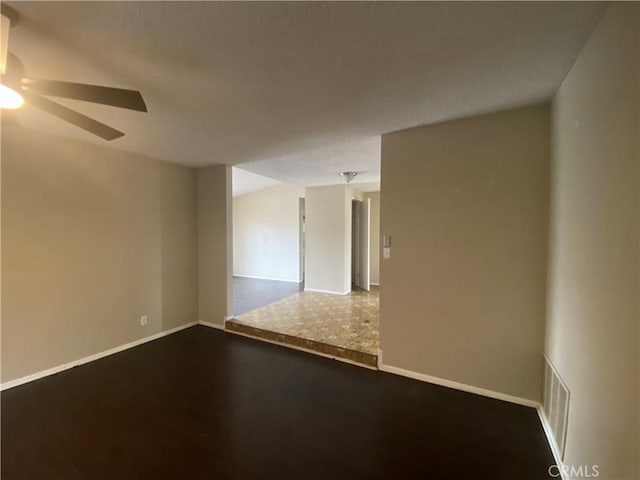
[303,287,350,295]
[198,320,225,330]
[0,322,198,391]
[378,362,539,408]
[233,274,302,284]
[537,406,567,479]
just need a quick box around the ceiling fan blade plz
[21,78,148,112]
[24,93,125,141]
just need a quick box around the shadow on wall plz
[1,124,199,383]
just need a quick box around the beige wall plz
[380,104,550,401]
[546,3,639,478]
[1,124,198,383]
[305,184,351,294]
[161,160,199,332]
[233,183,305,282]
[198,165,232,327]
[364,191,380,285]
[349,186,364,202]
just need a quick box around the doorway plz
[230,169,306,316]
[351,198,371,291]
[299,197,305,283]
[227,185,380,368]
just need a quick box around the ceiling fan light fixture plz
[0,83,23,109]
[340,172,358,184]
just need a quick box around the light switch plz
[383,235,391,248]
[383,247,391,259]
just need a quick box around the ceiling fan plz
[0,4,147,140]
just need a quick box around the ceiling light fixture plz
[0,83,23,108]
[0,9,23,109]
[339,172,358,184]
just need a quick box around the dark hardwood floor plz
[2,326,556,479]
[233,276,303,316]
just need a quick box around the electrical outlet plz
[140,315,148,326]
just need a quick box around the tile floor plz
[227,287,379,367]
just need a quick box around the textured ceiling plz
[4,2,606,186]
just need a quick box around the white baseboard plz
[304,287,350,295]
[379,355,561,475]
[378,362,539,408]
[0,322,198,391]
[198,320,225,330]
[370,282,380,286]
[225,328,377,371]
[234,274,301,284]
[537,407,566,479]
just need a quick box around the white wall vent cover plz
[543,356,570,460]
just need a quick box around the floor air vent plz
[543,357,570,459]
